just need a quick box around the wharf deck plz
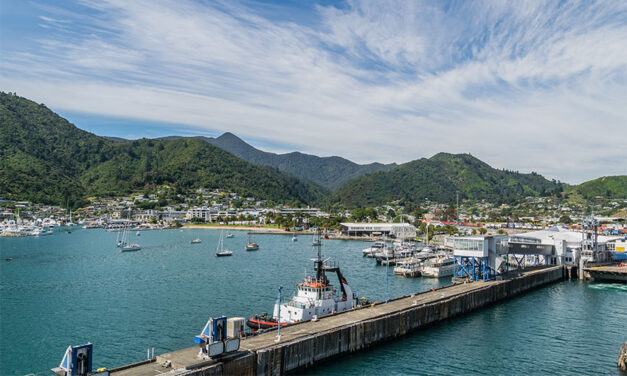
[110,267,562,376]
[585,265,627,282]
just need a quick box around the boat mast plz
[314,229,326,283]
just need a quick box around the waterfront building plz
[507,227,623,265]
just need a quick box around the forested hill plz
[568,176,627,199]
[327,152,565,207]
[0,92,328,206]
[204,132,395,190]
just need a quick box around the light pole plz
[385,237,389,303]
[275,285,283,342]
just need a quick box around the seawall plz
[112,266,564,376]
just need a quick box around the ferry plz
[247,235,366,331]
[421,256,455,278]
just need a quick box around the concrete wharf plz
[584,265,627,282]
[108,266,564,376]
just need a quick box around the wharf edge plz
[110,266,565,376]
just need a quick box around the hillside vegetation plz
[568,176,627,199]
[327,153,564,207]
[0,93,327,206]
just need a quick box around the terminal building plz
[339,223,417,239]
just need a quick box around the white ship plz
[247,234,367,331]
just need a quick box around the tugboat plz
[247,233,366,331]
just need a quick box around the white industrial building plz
[506,227,623,266]
[340,223,417,239]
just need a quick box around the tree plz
[478,227,488,234]
[559,215,572,224]
[387,208,396,219]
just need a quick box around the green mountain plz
[568,176,627,199]
[203,132,395,190]
[0,93,327,206]
[327,153,564,207]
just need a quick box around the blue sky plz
[1,0,626,183]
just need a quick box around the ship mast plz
[314,229,327,283]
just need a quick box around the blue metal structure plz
[453,256,494,281]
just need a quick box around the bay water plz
[1,228,625,375]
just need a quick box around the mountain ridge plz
[326,152,566,207]
[0,93,327,206]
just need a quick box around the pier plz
[107,266,564,376]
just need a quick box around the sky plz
[1,0,626,184]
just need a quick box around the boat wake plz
[587,283,627,292]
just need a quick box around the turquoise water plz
[0,228,443,375]
[1,228,625,375]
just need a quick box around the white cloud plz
[1,0,626,184]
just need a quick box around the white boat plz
[393,258,421,277]
[215,230,233,257]
[421,256,455,278]
[118,208,141,251]
[121,243,141,252]
[226,233,234,238]
[245,233,259,251]
[292,234,298,242]
[191,238,202,244]
[247,234,367,331]
[362,241,385,257]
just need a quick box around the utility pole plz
[456,191,460,225]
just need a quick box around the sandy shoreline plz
[182,225,288,233]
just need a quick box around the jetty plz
[105,266,564,376]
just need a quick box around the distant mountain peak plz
[203,132,395,190]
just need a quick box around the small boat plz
[226,233,234,238]
[421,256,455,278]
[215,230,233,257]
[246,242,259,251]
[362,241,385,257]
[191,238,202,244]
[121,243,141,252]
[136,231,141,236]
[245,233,259,251]
[292,234,298,242]
[66,230,72,234]
[215,250,233,257]
[394,259,421,277]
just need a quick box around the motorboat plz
[421,256,455,278]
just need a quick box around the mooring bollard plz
[618,342,627,372]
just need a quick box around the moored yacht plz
[362,241,385,257]
[421,256,454,278]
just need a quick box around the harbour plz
[2,228,625,375]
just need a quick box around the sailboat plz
[215,230,233,257]
[291,227,298,242]
[245,233,259,251]
[119,209,141,252]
